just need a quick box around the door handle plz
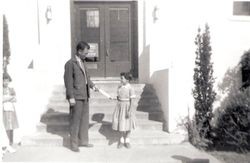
[106,49,115,62]
[106,49,110,57]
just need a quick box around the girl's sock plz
[125,138,130,143]
[120,137,124,143]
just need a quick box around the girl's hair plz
[3,72,12,81]
[120,72,133,81]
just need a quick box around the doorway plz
[71,1,138,78]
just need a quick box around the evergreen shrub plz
[190,23,216,149]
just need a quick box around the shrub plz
[192,24,216,148]
[240,49,250,90]
[213,89,250,152]
[212,50,250,152]
[3,15,10,73]
[185,115,212,149]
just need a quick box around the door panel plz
[74,3,132,77]
[76,5,105,77]
[109,8,129,62]
[106,5,131,77]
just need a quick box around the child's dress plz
[112,83,136,131]
[3,87,19,130]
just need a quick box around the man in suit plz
[64,41,99,152]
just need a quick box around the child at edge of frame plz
[2,72,19,147]
[1,72,17,159]
[110,72,137,149]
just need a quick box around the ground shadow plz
[91,113,120,146]
[136,84,163,123]
[150,69,170,131]
[172,155,209,163]
[40,108,71,149]
[40,110,121,149]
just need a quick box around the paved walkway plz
[3,143,222,163]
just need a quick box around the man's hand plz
[69,98,76,106]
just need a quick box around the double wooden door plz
[73,2,134,77]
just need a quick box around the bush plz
[213,89,250,152]
[240,50,250,90]
[3,15,10,73]
[212,50,250,152]
[185,115,212,149]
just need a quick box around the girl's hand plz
[3,95,14,102]
[109,97,116,100]
[10,97,16,102]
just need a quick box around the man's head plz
[76,41,90,60]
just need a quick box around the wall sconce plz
[45,6,52,23]
[153,6,159,23]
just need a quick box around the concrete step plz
[36,120,163,133]
[40,110,163,123]
[28,82,169,147]
[51,90,156,100]
[48,96,160,106]
[46,102,162,113]
[49,94,159,103]
[53,83,150,91]
[51,84,156,95]
[21,130,187,146]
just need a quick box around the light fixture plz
[153,6,159,23]
[45,5,52,23]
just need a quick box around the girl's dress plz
[112,83,136,131]
[3,87,19,130]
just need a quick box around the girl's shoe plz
[124,143,131,149]
[6,146,16,153]
[117,142,124,149]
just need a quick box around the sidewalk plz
[3,142,222,163]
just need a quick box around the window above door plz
[231,0,250,21]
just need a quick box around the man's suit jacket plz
[64,56,95,100]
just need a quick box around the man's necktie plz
[79,60,88,84]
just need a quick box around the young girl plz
[111,72,136,149]
[3,72,19,147]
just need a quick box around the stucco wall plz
[138,0,198,132]
[3,0,41,136]
[139,0,250,132]
[3,0,71,135]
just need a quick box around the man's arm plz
[64,61,74,99]
[64,61,76,106]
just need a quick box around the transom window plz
[233,1,250,16]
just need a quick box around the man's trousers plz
[70,99,89,148]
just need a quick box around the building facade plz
[2,0,250,136]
